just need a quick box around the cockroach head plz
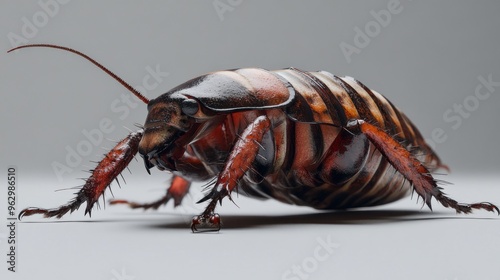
[138,96,193,173]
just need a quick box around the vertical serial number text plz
[7,166,17,273]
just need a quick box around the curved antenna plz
[8,44,150,104]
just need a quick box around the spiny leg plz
[109,175,191,210]
[191,115,272,232]
[352,119,499,214]
[19,130,143,219]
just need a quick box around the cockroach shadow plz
[146,209,496,230]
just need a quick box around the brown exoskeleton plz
[11,44,498,232]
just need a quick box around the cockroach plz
[10,44,499,232]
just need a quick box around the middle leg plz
[191,115,272,232]
[109,175,191,210]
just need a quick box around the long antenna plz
[8,44,150,104]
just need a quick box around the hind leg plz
[348,119,499,214]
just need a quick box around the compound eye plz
[181,99,199,116]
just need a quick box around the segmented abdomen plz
[241,68,442,209]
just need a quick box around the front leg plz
[19,130,143,219]
[191,115,272,232]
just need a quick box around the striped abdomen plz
[200,68,441,209]
[184,68,443,209]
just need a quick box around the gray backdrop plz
[1,1,499,181]
[1,2,500,280]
